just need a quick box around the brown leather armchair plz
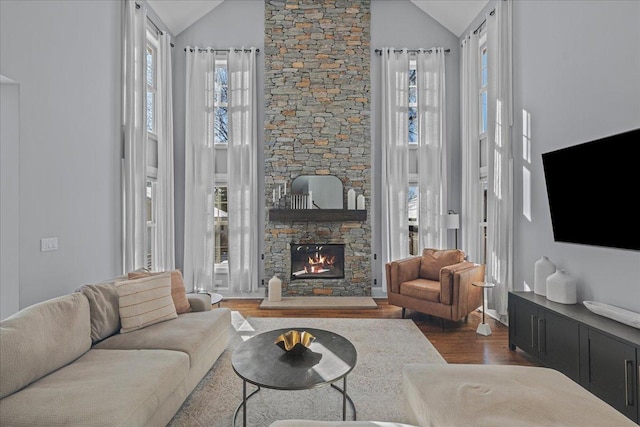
[385,248,485,330]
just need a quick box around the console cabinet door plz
[509,294,539,357]
[538,309,580,382]
[585,329,637,422]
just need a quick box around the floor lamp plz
[445,211,460,249]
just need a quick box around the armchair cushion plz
[400,279,440,303]
[419,249,465,281]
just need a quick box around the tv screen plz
[541,128,640,251]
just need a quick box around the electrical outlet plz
[41,237,58,252]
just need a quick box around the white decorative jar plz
[534,256,556,296]
[546,269,577,304]
[268,275,282,302]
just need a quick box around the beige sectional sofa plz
[0,279,231,427]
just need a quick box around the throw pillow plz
[419,248,465,281]
[128,269,191,314]
[115,273,178,333]
[78,282,121,343]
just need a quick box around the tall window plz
[478,31,489,265]
[408,59,419,254]
[145,28,159,270]
[213,56,229,284]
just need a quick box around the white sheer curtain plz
[122,0,147,273]
[153,32,175,271]
[486,0,514,321]
[416,48,447,250]
[460,33,482,263]
[183,49,216,292]
[381,48,410,292]
[227,48,258,293]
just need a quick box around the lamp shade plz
[445,213,460,230]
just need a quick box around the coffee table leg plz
[242,380,247,427]
[342,376,347,420]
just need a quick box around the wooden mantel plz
[268,209,367,222]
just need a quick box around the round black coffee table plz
[231,327,357,426]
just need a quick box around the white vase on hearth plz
[534,256,555,296]
[268,275,282,302]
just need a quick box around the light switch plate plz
[41,237,58,252]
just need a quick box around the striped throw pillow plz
[115,273,178,333]
[128,270,192,314]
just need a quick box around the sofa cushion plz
[419,248,465,281]
[0,349,189,427]
[115,273,178,333]
[79,282,121,343]
[400,279,441,303]
[0,293,91,399]
[94,308,231,368]
[128,269,191,314]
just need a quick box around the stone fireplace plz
[263,0,371,296]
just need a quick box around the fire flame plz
[304,253,335,274]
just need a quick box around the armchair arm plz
[440,261,477,305]
[386,256,422,294]
[450,263,486,320]
[187,293,212,312]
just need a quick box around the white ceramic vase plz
[546,269,577,304]
[268,275,282,302]
[534,256,556,296]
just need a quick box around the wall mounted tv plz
[541,127,640,251]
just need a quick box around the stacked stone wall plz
[264,0,371,296]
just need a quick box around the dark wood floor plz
[219,298,539,366]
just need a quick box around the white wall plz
[463,0,640,311]
[513,0,640,311]
[0,0,122,308]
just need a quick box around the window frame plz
[212,55,230,286]
[145,26,159,270]
[213,54,229,146]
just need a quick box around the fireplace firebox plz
[290,244,345,280]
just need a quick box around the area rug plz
[168,313,446,427]
[259,296,378,310]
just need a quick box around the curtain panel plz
[227,48,258,293]
[380,48,410,292]
[154,32,176,272]
[460,34,482,263]
[486,0,514,320]
[183,49,216,292]
[416,48,447,250]
[122,0,147,273]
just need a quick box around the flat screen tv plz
[541,128,640,251]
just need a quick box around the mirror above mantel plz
[291,175,343,209]
[269,175,366,222]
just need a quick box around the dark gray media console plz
[509,291,640,424]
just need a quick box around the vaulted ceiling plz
[147,0,489,38]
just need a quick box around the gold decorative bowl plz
[275,330,316,355]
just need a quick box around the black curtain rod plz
[184,47,261,53]
[374,48,450,55]
[473,8,496,35]
[135,2,175,47]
